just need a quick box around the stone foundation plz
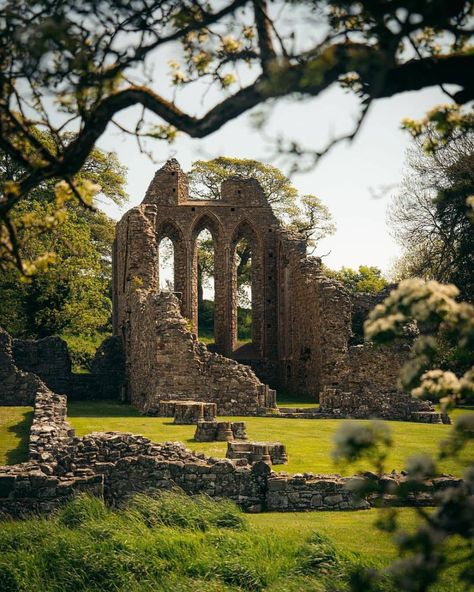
[0,382,461,518]
[173,401,217,424]
[194,420,248,442]
[227,441,289,465]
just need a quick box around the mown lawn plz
[0,406,33,465]
[67,401,474,476]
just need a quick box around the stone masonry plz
[1,382,460,518]
[112,159,443,421]
[0,327,44,406]
[11,333,125,401]
[125,290,276,415]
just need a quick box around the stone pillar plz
[214,241,228,355]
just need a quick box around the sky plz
[96,79,449,276]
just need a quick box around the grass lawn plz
[0,406,33,465]
[249,508,414,561]
[67,401,474,476]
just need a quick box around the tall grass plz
[0,492,375,592]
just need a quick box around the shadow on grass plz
[67,400,140,418]
[6,408,33,465]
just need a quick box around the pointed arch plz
[155,219,186,307]
[190,210,223,244]
[157,219,185,245]
[230,219,264,357]
[190,211,225,347]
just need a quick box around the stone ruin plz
[194,420,248,442]
[0,329,460,518]
[227,441,288,465]
[112,158,446,423]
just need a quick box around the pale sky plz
[97,82,450,276]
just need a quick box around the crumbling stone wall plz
[276,237,352,399]
[349,285,396,344]
[13,336,72,394]
[113,159,355,408]
[127,291,276,415]
[320,343,449,423]
[0,380,459,518]
[11,332,124,401]
[0,327,44,405]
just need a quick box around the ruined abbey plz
[112,159,445,423]
[0,159,453,517]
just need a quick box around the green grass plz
[0,406,33,465]
[67,401,474,477]
[0,493,465,591]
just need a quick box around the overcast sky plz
[96,80,448,276]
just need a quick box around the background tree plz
[0,0,472,271]
[0,133,128,368]
[324,265,388,295]
[389,125,474,302]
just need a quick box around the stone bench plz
[226,441,288,465]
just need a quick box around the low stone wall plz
[266,474,369,511]
[29,390,76,464]
[322,343,450,423]
[319,386,449,423]
[11,331,124,401]
[0,355,459,518]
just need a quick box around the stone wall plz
[29,390,76,464]
[127,290,276,415]
[349,286,396,344]
[113,160,357,408]
[0,327,44,405]
[276,236,351,400]
[0,381,459,518]
[11,332,124,401]
[320,342,450,423]
[13,336,71,394]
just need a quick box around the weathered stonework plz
[0,327,45,406]
[194,420,248,442]
[10,332,124,401]
[13,336,72,394]
[321,343,451,423]
[0,376,461,518]
[112,159,356,410]
[227,441,289,465]
[111,159,444,422]
[125,290,276,415]
[173,401,217,424]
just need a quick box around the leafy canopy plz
[0,131,128,367]
[324,265,388,294]
[389,125,474,302]
[1,0,472,270]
